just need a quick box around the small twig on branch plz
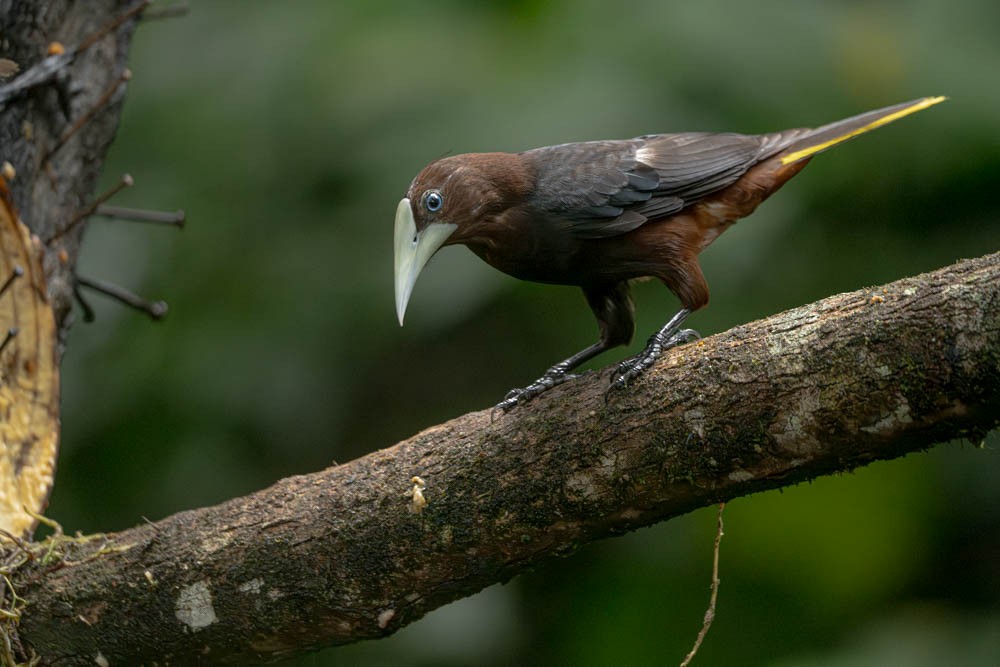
[74,275,167,320]
[76,0,152,52]
[42,69,132,162]
[95,205,186,228]
[141,3,190,21]
[52,174,134,241]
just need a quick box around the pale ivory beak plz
[394,198,457,325]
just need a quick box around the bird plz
[394,96,945,412]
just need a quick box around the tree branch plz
[11,252,999,665]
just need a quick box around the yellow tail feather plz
[780,96,947,165]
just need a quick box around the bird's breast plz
[464,220,653,287]
[459,208,583,284]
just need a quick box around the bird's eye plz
[424,190,443,213]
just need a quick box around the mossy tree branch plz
[10,252,1000,665]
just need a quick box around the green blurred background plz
[53,0,999,664]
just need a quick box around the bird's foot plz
[492,364,577,418]
[608,328,700,394]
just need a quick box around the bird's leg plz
[493,341,610,414]
[610,308,698,391]
[494,282,635,415]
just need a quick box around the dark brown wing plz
[523,131,800,239]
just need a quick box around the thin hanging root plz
[679,502,725,667]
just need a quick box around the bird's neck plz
[448,152,536,244]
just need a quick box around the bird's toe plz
[674,328,700,343]
[493,369,578,416]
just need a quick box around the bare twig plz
[43,69,132,162]
[51,174,134,241]
[141,3,190,21]
[74,275,167,320]
[0,267,23,298]
[76,0,152,52]
[95,205,185,227]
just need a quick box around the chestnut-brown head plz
[394,153,531,324]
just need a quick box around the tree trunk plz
[1,0,140,330]
[0,0,142,536]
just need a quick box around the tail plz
[777,96,946,165]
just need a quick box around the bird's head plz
[394,152,530,325]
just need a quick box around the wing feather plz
[524,131,795,240]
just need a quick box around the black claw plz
[492,369,579,415]
[608,325,700,395]
[492,389,531,419]
[675,328,701,343]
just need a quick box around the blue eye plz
[424,190,443,213]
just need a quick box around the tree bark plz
[0,0,141,333]
[10,252,999,665]
[0,0,143,555]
